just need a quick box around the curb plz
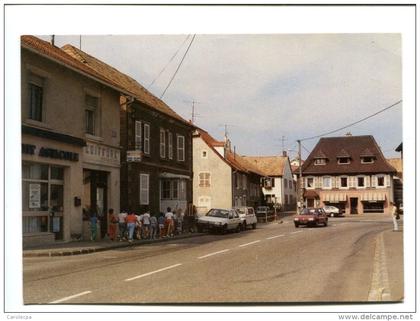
[23,232,206,258]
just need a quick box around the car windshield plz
[299,208,317,215]
[206,209,229,218]
[235,208,245,214]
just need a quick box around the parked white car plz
[197,208,242,234]
[234,207,257,230]
[323,205,342,217]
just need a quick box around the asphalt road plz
[23,216,403,304]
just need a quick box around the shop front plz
[22,134,84,247]
[159,172,190,214]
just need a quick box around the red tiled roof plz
[241,156,288,176]
[387,158,402,173]
[21,35,192,127]
[302,135,396,175]
[196,129,263,176]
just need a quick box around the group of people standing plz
[105,207,186,243]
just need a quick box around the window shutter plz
[135,121,142,150]
[365,176,370,187]
[143,124,150,154]
[349,176,354,188]
[386,175,391,187]
[371,176,377,188]
[331,176,336,188]
[139,174,149,205]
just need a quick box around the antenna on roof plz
[79,35,82,50]
[51,35,55,46]
[184,99,201,124]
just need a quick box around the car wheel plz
[222,224,228,234]
[236,224,242,233]
[324,220,328,227]
[294,223,299,228]
[242,221,247,231]
[252,223,257,229]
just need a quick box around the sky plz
[39,33,402,160]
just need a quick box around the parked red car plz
[294,208,328,228]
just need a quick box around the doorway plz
[83,170,108,238]
[350,198,358,214]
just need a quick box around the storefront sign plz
[127,150,143,162]
[22,144,79,161]
[29,183,41,208]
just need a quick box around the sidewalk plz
[383,224,404,301]
[23,232,205,258]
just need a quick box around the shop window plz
[51,166,64,180]
[171,180,178,199]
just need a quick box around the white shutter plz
[139,174,149,205]
[349,176,354,188]
[371,176,377,188]
[365,176,370,188]
[332,176,336,188]
[386,175,391,187]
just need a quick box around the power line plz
[300,100,402,142]
[160,34,196,99]
[148,35,191,89]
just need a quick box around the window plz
[171,180,178,199]
[22,163,64,234]
[284,179,288,188]
[242,174,246,190]
[161,180,171,199]
[199,172,211,187]
[377,176,385,187]
[306,177,314,188]
[236,173,240,189]
[139,174,149,205]
[340,177,348,188]
[202,150,208,158]
[135,121,142,150]
[177,135,185,161]
[314,158,326,165]
[160,129,166,158]
[168,132,173,159]
[143,123,150,155]
[29,83,43,121]
[338,157,350,164]
[85,95,99,135]
[323,177,331,188]
[357,176,365,188]
[289,180,292,189]
[161,179,186,200]
[361,157,374,164]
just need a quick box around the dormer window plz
[314,158,326,165]
[361,156,374,164]
[337,157,350,164]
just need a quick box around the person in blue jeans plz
[89,212,99,241]
[126,211,137,243]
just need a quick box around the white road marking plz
[291,231,303,234]
[49,291,92,304]
[266,234,285,240]
[239,240,261,247]
[125,263,182,281]
[197,249,230,259]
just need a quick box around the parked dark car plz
[294,208,328,228]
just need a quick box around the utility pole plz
[297,139,303,211]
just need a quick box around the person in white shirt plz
[117,210,128,241]
[142,211,151,239]
[165,207,174,237]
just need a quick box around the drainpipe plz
[121,95,135,210]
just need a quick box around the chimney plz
[51,35,55,46]
[282,150,287,157]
